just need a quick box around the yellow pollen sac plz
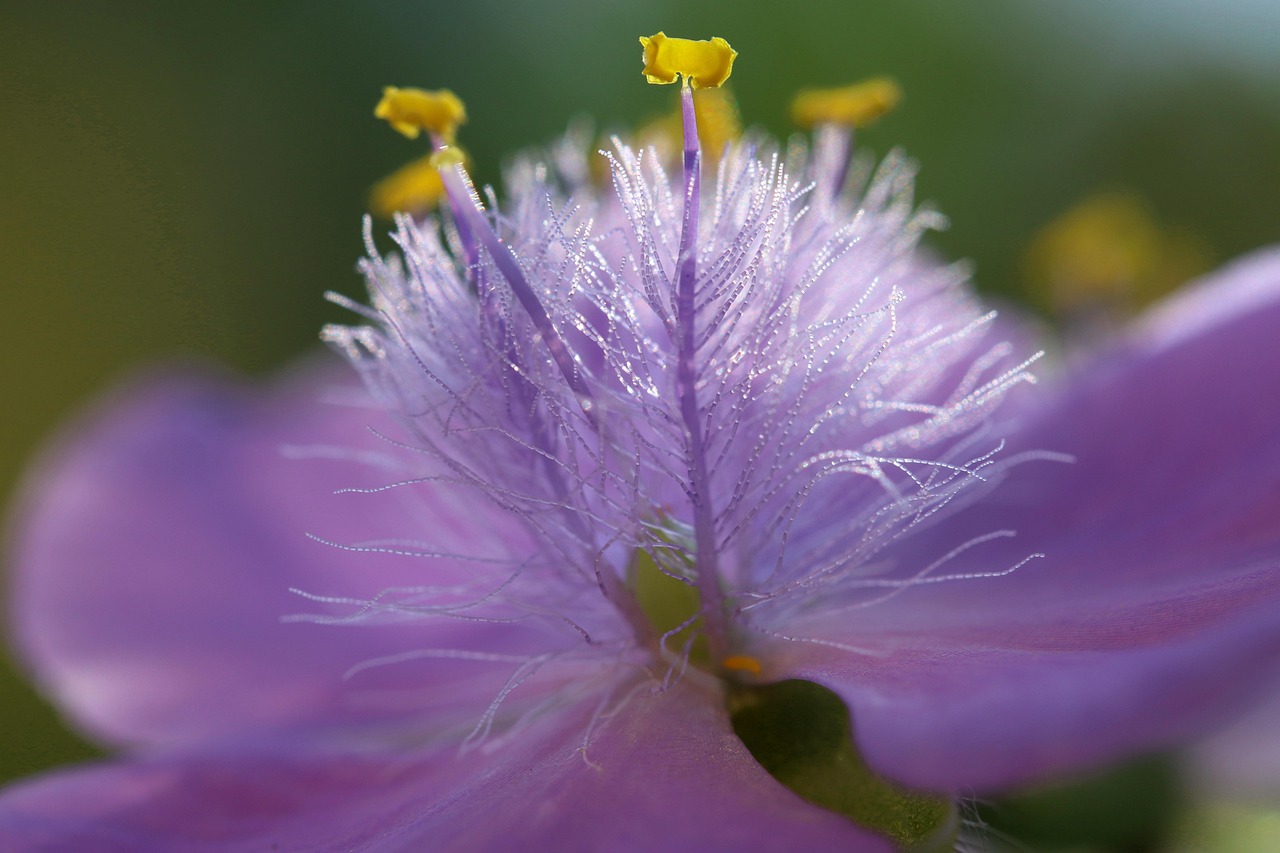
[1025,191,1210,316]
[369,153,457,219]
[375,87,467,141]
[694,88,743,158]
[790,77,903,129]
[640,32,737,89]
[722,654,763,676]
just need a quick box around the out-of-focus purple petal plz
[768,248,1280,792]
[1132,246,1280,352]
[1188,684,1280,799]
[0,680,888,852]
[7,364,556,748]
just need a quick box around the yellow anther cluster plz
[790,77,903,129]
[640,32,737,89]
[374,87,467,141]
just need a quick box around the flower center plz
[624,517,766,679]
[630,544,710,669]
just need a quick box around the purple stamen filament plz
[428,139,653,633]
[427,133,479,270]
[435,154,597,420]
[674,85,730,660]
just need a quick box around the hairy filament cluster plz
[320,124,1042,722]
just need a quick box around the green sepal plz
[729,679,956,851]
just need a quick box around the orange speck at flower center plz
[722,655,763,676]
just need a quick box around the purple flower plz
[4,36,1280,851]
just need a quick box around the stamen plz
[790,77,902,129]
[791,77,901,201]
[436,162,597,414]
[640,32,737,89]
[373,87,596,418]
[375,90,478,266]
[374,86,467,141]
[645,33,736,660]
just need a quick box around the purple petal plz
[768,248,1280,792]
[7,363,555,747]
[1188,684,1280,798]
[0,680,888,851]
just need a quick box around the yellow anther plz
[1025,191,1210,316]
[375,87,467,141]
[721,654,763,676]
[790,77,903,129]
[640,32,737,89]
[370,153,451,219]
[694,88,742,158]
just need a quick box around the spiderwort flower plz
[4,32,1280,851]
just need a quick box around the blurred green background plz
[3,1,1279,848]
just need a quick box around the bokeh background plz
[3,1,1279,848]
